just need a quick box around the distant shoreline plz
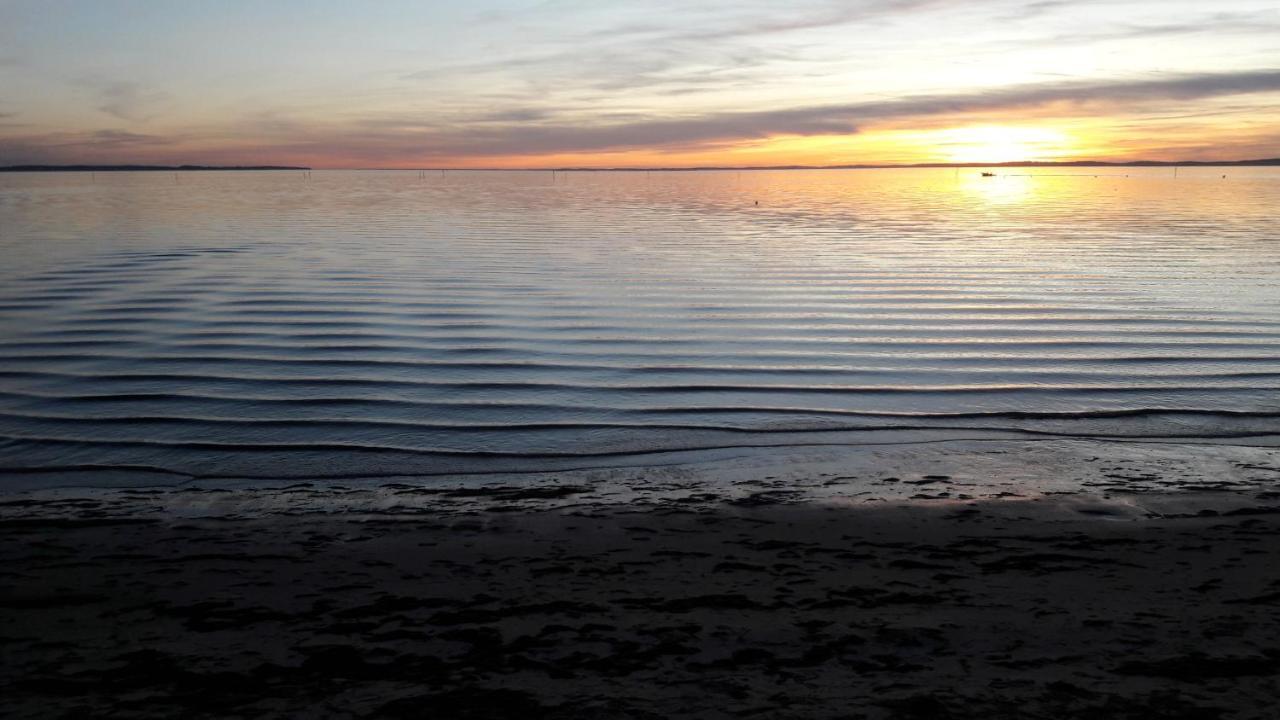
[0,165,310,172]
[2,159,1276,173]
[500,159,1280,172]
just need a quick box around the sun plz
[934,125,1074,164]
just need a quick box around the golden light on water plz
[960,172,1038,205]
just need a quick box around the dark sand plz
[3,442,1280,719]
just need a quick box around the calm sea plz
[0,168,1277,484]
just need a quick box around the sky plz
[1,0,1278,168]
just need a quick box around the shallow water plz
[0,167,1277,483]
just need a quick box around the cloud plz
[0,101,19,125]
[674,0,955,42]
[401,1,944,99]
[1042,13,1280,46]
[870,69,1280,117]
[395,2,1280,132]
[322,68,1280,160]
[74,78,171,122]
[997,0,1076,22]
[5,69,1278,167]
[0,128,177,164]
[472,108,555,123]
[70,129,174,148]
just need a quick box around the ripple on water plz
[1,168,1278,482]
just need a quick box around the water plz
[1,168,1277,483]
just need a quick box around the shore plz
[3,440,1279,719]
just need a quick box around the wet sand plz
[3,443,1280,719]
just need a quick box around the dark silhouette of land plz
[0,164,309,172]
[3,159,1276,173]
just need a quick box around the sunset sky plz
[1,0,1278,168]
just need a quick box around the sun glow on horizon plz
[667,124,1090,169]
[932,126,1076,164]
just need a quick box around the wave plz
[0,394,1276,421]
[4,426,1276,464]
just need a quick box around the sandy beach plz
[3,440,1278,719]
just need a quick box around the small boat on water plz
[980,172,996,177]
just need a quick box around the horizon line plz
[3,158,1279,173]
